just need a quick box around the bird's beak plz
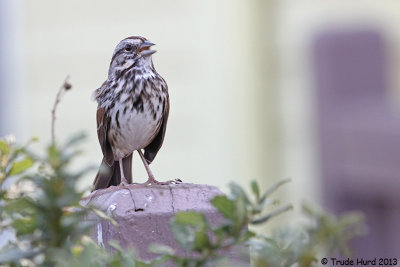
[138,41,156,57]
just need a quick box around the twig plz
[51,76,72,144]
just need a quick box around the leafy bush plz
[0,134,365,267]
[0,80,365,266]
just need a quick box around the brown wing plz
[144,96,170,163]
[96,107,114,166]
[93,107,133,190]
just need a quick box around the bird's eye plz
[125,44,133,52]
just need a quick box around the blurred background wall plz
[2,0,279,194]
[1,0,400,258]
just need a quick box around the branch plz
[51,76,72,144]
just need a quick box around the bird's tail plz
[92,153,132,191]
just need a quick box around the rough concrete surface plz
[81,183,249,266]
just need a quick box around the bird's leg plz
[119,158,129,186]
[137,150,182,185]
[137,150,158,184]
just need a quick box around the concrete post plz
[81,183,249,266]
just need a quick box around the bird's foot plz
[119,177,129,187]
[143,176,182,186]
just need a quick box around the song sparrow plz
[92,36,170,190]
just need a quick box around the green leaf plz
[147,245,174,266]
[108,240,124,252]
[251,180,260,200]
[135,261,154,267]
[0,140,10,155]
[194,230,210,251]
[261,236,281,248]
[236,230,256,244]
[89,206,118,227]
[12,216,37,235]
[0,247,40,263]
[232,195,248,234]
[48,144,61,168]
[211,195,235,220]
[259,178,291,204]
[148,244,175,256]
[250,204,292,225]
[170,221,195,250]
[9,157,34,176]
[229,182,250,204]
[175,211,207,229]
[4,197,35,213]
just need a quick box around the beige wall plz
[5,0,399,227]
[22,0,280,193]
[276,0,400,218]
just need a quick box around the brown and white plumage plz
[92,36,169,190]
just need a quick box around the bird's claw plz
[119,178,129,187]
[143,177,182,186]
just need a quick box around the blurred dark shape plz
[313,29,400,257]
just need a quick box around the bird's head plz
[108,36,156,77]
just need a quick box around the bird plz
[92,36,170,190]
